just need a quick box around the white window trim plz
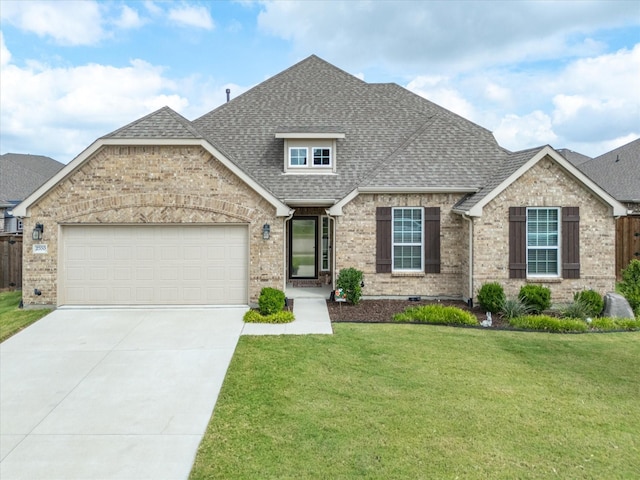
[320,216,330,271]
[312,147,332,167]
[392,207,423,272]
[526,207,561,278]
[288,147,308,168]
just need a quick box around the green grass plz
[0,291,51,342]
[190,324,640,479]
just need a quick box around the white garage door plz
[59,225,248,306]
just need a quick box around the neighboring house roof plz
[0,153,64,202]
[557,148,592,166]
[12,55,628,218]
[578,138,640,203]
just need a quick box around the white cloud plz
[406,75,475,120]
[257,0,637,73]
[493,111,558,151]
[114,5,145,29]
[0,52,191,162]
[168,5,214,30]
[0,0,105,46]
[0,32,11,66]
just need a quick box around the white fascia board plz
[465,146,627,217]
[327,188,359,216]
[13,138,293,218]
[284,199,336,207]
[357,186,478,194]
[275,132,345,139]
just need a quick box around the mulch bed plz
[326,298,511,329]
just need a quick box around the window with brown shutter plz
[562,207,580,279]
[424,207,441,273]
[509,207,527,278]
[376,207,392,273]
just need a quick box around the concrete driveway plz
[0,307,246,480]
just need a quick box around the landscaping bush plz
[591,317,640,331]
[617,259,640,314]
[560,300,591,320]
[574,289,604,317]
[500,298,531,320]
[244,309,294,324]
[477,282,506,314]
[336,268,364,305]
[258,287,286,316]
[509,315,587,333]
[518,285,551,314]
[393,304,478,326]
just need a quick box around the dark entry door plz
[290,217,317,278]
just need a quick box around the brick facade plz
[334,156,618,304]
[22,145,282,307]
[472,156,617,303]
[336,193,467,299]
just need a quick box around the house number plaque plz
[33,244,48,254]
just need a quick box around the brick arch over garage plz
[55,193,260,224]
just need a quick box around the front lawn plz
[0,291,51,342]
[190,324,640,479]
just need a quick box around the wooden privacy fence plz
[0,235,22,290]
[616,216,640,280]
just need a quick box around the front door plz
[289,217,317,278]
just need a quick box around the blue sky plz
[1,0,639,164]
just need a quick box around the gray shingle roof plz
[192,55,507,200]
[0,153,64,202]
[557,148,592,166]
[578,138,640,203]
[453,146,545,212]
[103,106,203,139]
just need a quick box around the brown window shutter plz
[509,207,527,278]
[376,207,392,273]
[562,207,580,279]
[424,207,441,273]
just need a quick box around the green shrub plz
[560,300,591,320]
[590,317,640,331]
[393,304,478,326]
[518,285,551,314]
[574,289,604,317]
[618,259,640,313]
[500,298,531,320]
[336,268,364,305]
[509,315,587,333]
[477,282,506,314]
[258,287,286,316]
[243,309,295,324]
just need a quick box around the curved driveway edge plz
[0,307,246,480]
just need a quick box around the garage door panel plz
[60,225,248,305]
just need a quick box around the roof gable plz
[453,146,627,217]
[103,106,203,139]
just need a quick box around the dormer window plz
[313,148,331,166]
[290,148,308,167]
[276,127,345,174]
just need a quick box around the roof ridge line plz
[355,115,438,188]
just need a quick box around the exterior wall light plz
[262,223,271,240]
[32,223,44,241]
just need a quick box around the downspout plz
[462,214,474,307]
[283,210,295,292]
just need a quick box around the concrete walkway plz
[242,285,333,335]
[1,288,332,479]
